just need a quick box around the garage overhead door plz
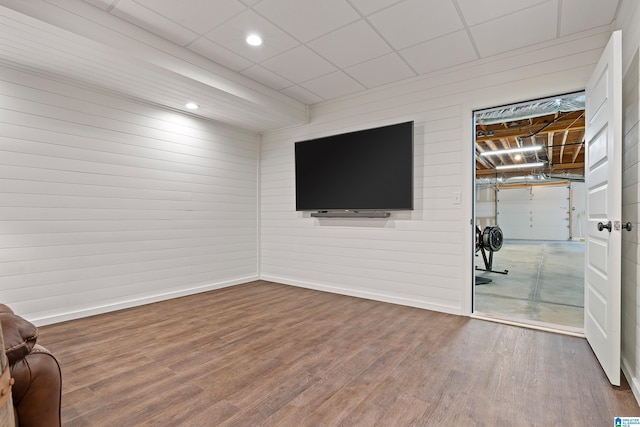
[497,185,570,241]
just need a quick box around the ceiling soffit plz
[0,0,307,133]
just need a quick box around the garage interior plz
[474,92,586,332]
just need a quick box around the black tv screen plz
[295,121,414,211]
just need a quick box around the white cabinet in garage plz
[497,184,570,241]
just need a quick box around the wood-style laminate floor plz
[39,280,639,426]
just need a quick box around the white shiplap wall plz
[260,27,611,316]
[261,107,466,313]
[619,0,640,405]
[0,65,259,325]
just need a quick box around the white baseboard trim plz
[29,275,259,326]
[621,354,640,406]
[260,274,462,316]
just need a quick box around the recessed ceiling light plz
[185,102,199,110]
[246,34,262,46]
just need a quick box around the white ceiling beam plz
[0,0,308,132]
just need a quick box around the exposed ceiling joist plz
[476,109,585,180]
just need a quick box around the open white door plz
[584,30,622,386]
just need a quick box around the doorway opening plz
[473,92,586,333]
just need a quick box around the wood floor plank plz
[36,280,640,426]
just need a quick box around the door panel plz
[497,185,570,241]
[584,30,622,386]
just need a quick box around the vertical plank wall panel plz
[0,66,259,325]
[260,28,611,315]
[619,0,640,404]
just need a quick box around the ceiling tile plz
[348,0,404,16]
[281,85,325,104]
[470,1,558,57]
[132,0,246,35]
[308,20,392,69]
[205,10,299,62]
[261,45,336,83]
[368,0,464,50]
[346,52,415,88]
[254,0,360,42]
[301,71,366,100]
[19,0,624,112]
[111,0,199,46]
[241,65,294,90]
[400,30,477,74]
[456,0,547,26]
[187,37,253,71]
[560,0,619,36]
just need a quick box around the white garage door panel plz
[497,188,532,239]
[497,185,570,241]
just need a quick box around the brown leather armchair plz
[0,304,61,427]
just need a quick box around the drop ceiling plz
[0,0,622,132]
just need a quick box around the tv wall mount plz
[310,210,391,218]
[475,225,508,285]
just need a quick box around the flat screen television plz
[295,121,414,212]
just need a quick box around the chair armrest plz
[11,345,62,427]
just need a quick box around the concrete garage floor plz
[474,240,585,331]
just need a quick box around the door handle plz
[623,222,633,231]
[597,221,612,232]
